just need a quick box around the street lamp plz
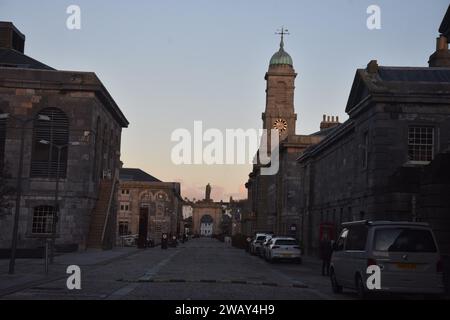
[2,113,51,275]
[39,139,80,264]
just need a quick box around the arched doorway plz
[200,215,214,237]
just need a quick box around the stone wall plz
[0,68,126,251]
[298,99,450,256]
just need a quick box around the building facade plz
[117,168,182,244]
[0,22,128,252]
[191,184,225,237]
[297,20,450,255]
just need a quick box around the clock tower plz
[262,28,297,146]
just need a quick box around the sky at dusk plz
[1,0,448,201]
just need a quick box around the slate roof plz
[0,48,54,70]
[345,65,450,114]
[119,168,161,182]
[309,125,340,137]
[378,67,450,83]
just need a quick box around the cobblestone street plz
[0,238,356,300]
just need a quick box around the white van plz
[330,221,444,298]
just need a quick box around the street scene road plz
[0,238,356,300]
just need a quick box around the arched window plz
[30,108,69,178]
[32,205,56,234]
[0,109,7,173]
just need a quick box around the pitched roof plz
[346,65,450,114]
[119,168,161,182]
[0,48,54,70]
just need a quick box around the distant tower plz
[263,27,297,147]
[205,183,212,202]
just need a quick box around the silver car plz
[330,221,445,299]
[265,237,302,263]
[259,235,273,259]
[250,234,269,255]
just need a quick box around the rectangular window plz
[120,203,130,211]
[408,127,434,163]
[373,228,437,253]
[345,225,368,251]
[32,206,55,234]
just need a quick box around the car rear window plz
[275,240,297,246]
[256,236,266,241]
[373,228,437,253]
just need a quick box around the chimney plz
[366,60,379,74]
[429,6,450,67]
[429,35,450,67]
[320,114,341,131]
[0,22,25,53]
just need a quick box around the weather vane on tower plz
[275,26,290,48]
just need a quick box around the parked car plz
[330,220,445,299]
[250,233,269,255]
[265,237,302,263]
[259,235,274,259]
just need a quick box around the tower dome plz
[269,31,293,66]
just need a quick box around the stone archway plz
[200,214,214,237]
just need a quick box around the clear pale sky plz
[1,0,448,201]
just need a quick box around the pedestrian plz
[171,235,178,247]
[320,234,332,276]
[161,233,168,250]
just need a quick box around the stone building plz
[245,32,338,238]
[192,184,225,237]
[117,168,182,244]
[0,22,128,252]
[297,16,450,255]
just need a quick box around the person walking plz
[320,234,333,276]
[161,233,168,250]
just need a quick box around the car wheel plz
[355,274,368,300]
[330,269,343,294]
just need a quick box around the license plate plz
[281,253,292,257]
[396,263,416,270]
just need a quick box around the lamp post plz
[39,139,80,264]
[1,113,51,275]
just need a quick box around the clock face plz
[273,119,288,134]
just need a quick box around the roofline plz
[297,119,355,162]
[0,21,25,39]
[0,67,129,127]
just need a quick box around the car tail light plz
[437,258,444,273]
[272,246,280,249]
[367,258,377,267]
